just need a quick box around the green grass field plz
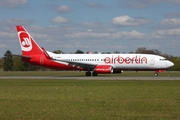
[0,79,180,120]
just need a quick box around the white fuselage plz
[48,52,174,70]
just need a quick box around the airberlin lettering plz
[104,55,147,64]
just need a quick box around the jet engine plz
[94,65,113,73]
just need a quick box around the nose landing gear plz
[154,72,158,77]
[154,69,164,77]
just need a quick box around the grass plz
[0,79,180,120]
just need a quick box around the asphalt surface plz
[0,76,180,80]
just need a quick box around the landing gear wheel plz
[92,71,98,76]
[85,71,91,76]
[154,73,158,77]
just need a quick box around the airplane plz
[16,25,174,76]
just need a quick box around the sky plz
[0,0,180,57]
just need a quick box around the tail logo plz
[18,31,32,52]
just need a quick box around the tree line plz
[1,48,180,71]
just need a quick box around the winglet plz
[41,47,52,59]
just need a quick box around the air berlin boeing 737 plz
[16,25,174,76]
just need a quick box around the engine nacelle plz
[94,65,113,74]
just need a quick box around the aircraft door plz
[150,57,155,65]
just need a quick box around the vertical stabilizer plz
[16,26,43,56]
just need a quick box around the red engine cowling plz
[94,65,113,74]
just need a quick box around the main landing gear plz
[85,71,91,76]
[85,71,98,76]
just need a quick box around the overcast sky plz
[0,0,180,57]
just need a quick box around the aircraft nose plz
[167,61,174,67]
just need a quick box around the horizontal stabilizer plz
[13,54,32,59]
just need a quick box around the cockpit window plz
[159,59,167,61]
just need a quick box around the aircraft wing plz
[42,47,97,70]
[52,58,97,70]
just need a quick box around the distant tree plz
[102,52,111,54]
[75,50,84,54]
[53,50,64,54]
[162,54,173,60]
[114,51,120,54]
[93,51,101,54]
[152,49,161,55]
[3,50,13,71]
[136,47,161,55]
[0,57,4,69]
[12,56,24,71]
[93,51,98,54]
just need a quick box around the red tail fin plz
[16,26,43,56]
